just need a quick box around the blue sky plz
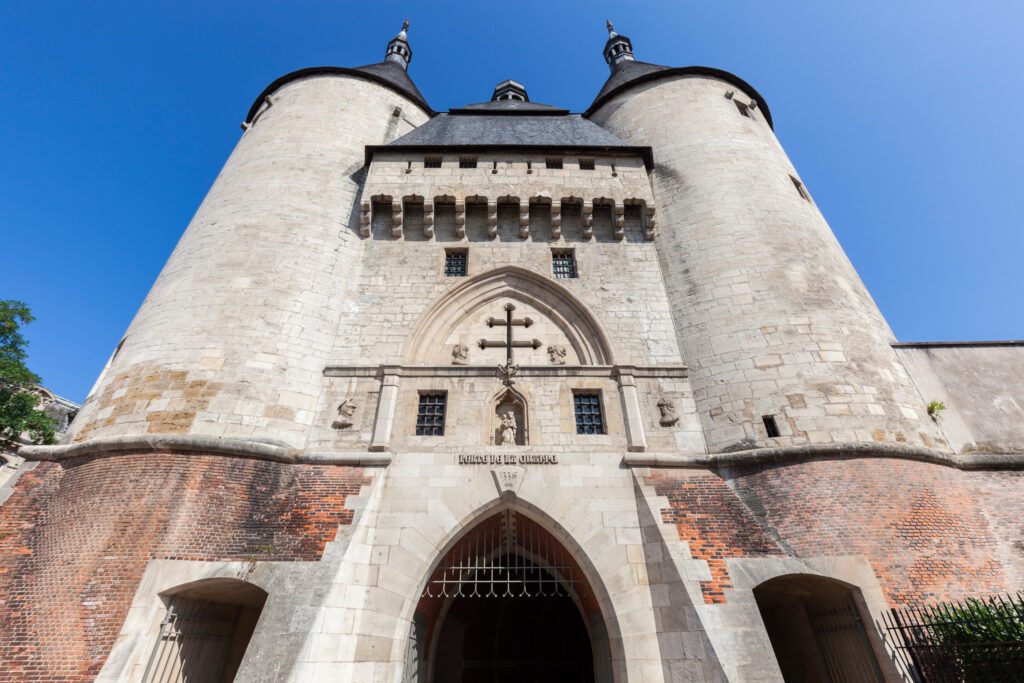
[1,1,1022,403]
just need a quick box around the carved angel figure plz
[547,344,567,365]
[451,343,469,365]
[657,397,679,426]
[332,399,358,430]
[499,411,518,446]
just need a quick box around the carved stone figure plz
[331,399,358,430]
[451,343,469,365]
[499,411,518,446]
[547,344,567,365]
[657,397,679,426]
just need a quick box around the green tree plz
[0,300,57,446]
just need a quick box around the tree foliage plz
[0,300,57,446]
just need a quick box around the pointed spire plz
[385,18,413,70]
[602,19,635,72]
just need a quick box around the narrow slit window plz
[416,393,447,436]
[573,392,605,435]
[546,158,563,170]
[444,249,468,277]
[790,175,811,202]
[578,158,595,171]
[459,157,477,169]
[526,161,533,174]
[551,250,577,279]
[763,415,781,438]
[424,157,442,169]
[735,100,752,118]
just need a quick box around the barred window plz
[424,157,442,168]
[416,393,447,436]
[573,392,604,435]
[545,158,563,169]
[459,157,477,169]
[552,250,577,279]
[578,158,595,171]
[444,250,468,277]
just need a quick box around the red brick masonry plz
[0,453,368,682]
[650,458,1024,606]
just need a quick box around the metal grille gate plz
[141,598,240,683]
[807,597,884,683]
[422,509,589,601]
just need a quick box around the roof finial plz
[385,19,413,70]
[602,20,635,72]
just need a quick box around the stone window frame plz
[572,390,606,435]
[415,391,448,436]
[443,249,468,277]
[551,249,578,279]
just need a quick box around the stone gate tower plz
[2,21,1022,683]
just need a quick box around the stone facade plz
[1,23,1022,683]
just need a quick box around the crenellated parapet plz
[358,152,656,241]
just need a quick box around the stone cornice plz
[19,437,1022,471]
[322,364,690,379]
[19,436,391,467]
[624,442,1024,471]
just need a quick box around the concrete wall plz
[590,74,947,455]
[895,343,1024,454]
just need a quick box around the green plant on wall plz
[926,400,947,419]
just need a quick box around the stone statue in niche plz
[332,399,359,430]
[547,344,567,365]
[451,343,469,365]
[657,397,679,426]
[499,411,518,446]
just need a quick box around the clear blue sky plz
[2,1,1022,403]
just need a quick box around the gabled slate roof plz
[385,113,630,148]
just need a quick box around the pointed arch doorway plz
[407,509,613,683]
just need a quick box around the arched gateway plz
[407,508,614,683]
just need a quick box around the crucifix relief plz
[478,303,541,385]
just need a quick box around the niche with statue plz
[490,387,528,446]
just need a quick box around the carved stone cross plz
[478,303,541,366]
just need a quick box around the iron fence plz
[881,592,1024,682]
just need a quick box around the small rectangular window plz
[459,157,477,169]
[790,175,811,202]
[551,250,577,279]
[424,157,442,168]
[578,158,595,171]
[573,392,605,435]
[444,249,468,277]
[734,100,752,118]
[545,158,563,169]
[416,393,447,436]
[762,415,781,438]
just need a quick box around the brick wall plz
[650,459,1024,607]
[0,454,368,682]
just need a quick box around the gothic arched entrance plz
[408,509,612,683]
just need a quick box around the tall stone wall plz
[68,75,430,449]
[590,75,947,454]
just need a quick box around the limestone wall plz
[590,74,947,454]
[68,75,430,448]
[895,343,1024,454]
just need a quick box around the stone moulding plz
[19,436,1020,471]
[18,435,392,466]
[623,442,1024,471]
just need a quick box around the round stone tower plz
[69,24,432,448]
[588,24,945,454]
